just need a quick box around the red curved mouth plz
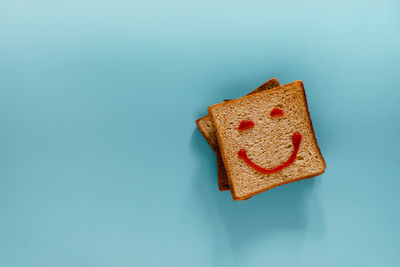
[238,132,302,174]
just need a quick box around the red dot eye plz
[238,120,254,131]
[270,108,284,117]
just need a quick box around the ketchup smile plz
[238,132,302,174]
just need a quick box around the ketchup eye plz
[238,120,254,131]
[270,108,284,117]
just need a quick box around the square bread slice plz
[196,78,280,191]
[208,80,326,200]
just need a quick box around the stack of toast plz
[196,78,326,200]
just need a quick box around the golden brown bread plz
[196,78,280,191]
[196,116,230,190]
[208,81,326,200]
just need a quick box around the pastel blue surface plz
[1,0,399,266]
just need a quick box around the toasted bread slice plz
[208,81,326,200]
[196,116,230,190]
[196,78,280,191]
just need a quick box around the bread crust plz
[195,78,280,191]
[195,116,218,153]
[195,116,230,190]
[208,80,326,200]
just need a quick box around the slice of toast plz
[208,81,326,200]
[196,78,280,191]
[196,116,230,190]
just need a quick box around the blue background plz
[1,0,399,266]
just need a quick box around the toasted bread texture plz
[196,116,230,190]
[208,81,326,200]
[196,78,280,191]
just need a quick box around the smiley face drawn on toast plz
[237,107,302,174]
